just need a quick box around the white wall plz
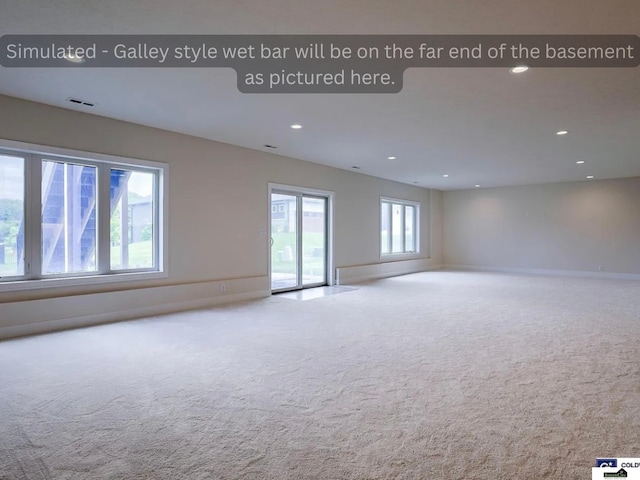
[443,178,640,277]
[0,94,442,338]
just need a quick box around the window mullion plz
[26,154,43,279]
[153,170,162,270]
[387,202,392,253]
[413,207,418,252]
[97,164,111,274]
[401,205,406,253]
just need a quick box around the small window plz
[380,198,419,255]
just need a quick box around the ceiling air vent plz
[66,97,97,107]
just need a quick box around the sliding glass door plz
[270,192,299,291]
[301,196,326,287]
[270,191,327,292]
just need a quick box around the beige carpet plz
[1,271,639,479]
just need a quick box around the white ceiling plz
[1,0,639,190]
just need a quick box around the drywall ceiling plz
[0,0,639,190]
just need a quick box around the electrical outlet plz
[220,283,227,292]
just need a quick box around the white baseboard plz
[336,259,443,285]
[0,276,270,340]
[444,264,640,281]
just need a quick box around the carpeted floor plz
[1,271,639,479]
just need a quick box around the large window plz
[381,198,419,255]
[0,142,166,288]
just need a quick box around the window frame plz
[0,139,168,292]
[380,197,420,257]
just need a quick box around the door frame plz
[268,183,335,292]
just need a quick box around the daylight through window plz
[0,145,164,286]
[381,198,419,255]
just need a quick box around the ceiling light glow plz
[443,174,449,178]
[64,53,85,64]
[387,156,396,160]
[556,130,569,135]
[510,65,529,74]
[290,124,303,129]
[576,160,585,164]
[587,175,594,179]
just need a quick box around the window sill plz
[0,270,168,293]
[380,252,424,261]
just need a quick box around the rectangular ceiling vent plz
[66,97,97,107]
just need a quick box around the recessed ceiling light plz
[576,160,585,164]
[587,175,594,179]
[387,156,396,160]
[510,65,529,74]
[556,130,569,136]
[290,124,303,129]
[443,174,449,178]
[64,52,85,64]
[475,184,481,188]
